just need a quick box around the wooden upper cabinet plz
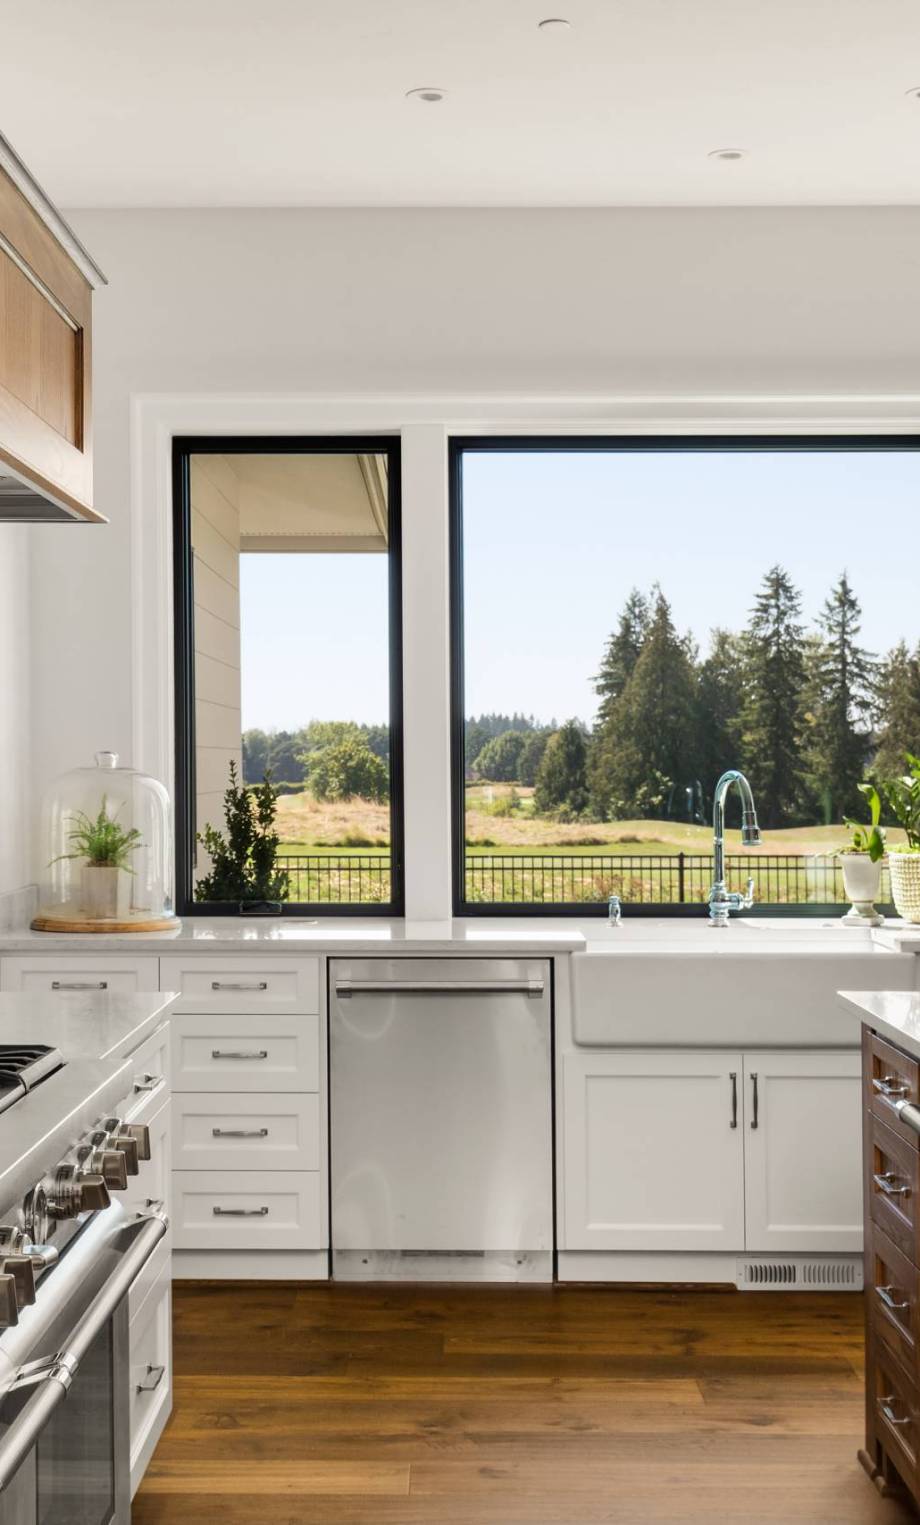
[0,133,106,522]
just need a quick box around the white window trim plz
[130,392,920,921]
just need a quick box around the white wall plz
[0,526,31,897]
[24,205,920,903]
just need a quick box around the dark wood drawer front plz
[866,1029,920,1135]
[869,1113,920,1265]
[871,1334,920,1487]
[869,1223,920,1380]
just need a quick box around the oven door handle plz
[0,1207,168,1493]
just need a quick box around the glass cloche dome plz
[33,751,179,932]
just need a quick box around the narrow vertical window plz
[174,439,403,914]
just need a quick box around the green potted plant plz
[880,754,920,924]
[839,784,887,926]
[54,799,143,919]
[195,762,289,912]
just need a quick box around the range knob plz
[47,1163,112,1218]
[89,1127,139,1177]
[110,1120,151,1164]
[0,1255,36,1310]
[89,1150,129,1192]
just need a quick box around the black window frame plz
[173,434,405,918]
[449,432,912,918]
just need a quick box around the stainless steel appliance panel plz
[330,958,552,1281]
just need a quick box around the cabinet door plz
[562,1051,745,1251]
[743,1051,862,1253]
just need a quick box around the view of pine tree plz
[533,721,589,817]
[518,730,549,786]
[875,641,920,782]
[592,590,701,819]
[803,572,877,822]
[738,565,807,828]
[697,628,745,788]
[593,588,650,728]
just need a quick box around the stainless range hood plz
[0,470,99,524]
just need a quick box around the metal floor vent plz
[736,1257,863,1291]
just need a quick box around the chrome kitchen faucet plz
[708,769,761,926]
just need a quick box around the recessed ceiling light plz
[538,17,572,30]
[905,87,920,100]
[708,148,747,162]
[406,87,446,103]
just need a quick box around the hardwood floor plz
[133,1282,916,1525]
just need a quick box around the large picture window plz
[173,437,403,915]
[450,437,920,914]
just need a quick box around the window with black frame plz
[450,437,920,914]
[173,438,403,915]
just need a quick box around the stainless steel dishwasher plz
[330,957,553,1282]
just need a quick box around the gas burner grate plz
[0,1045,65,1114]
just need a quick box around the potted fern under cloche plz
[838,784,887,926]
[880,754,920,924]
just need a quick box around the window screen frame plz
[448,432,914,918]
[173,434,405,918]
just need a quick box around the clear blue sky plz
[239,449,920,732]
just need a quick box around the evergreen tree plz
[534,721,589,817]
[518,730,549,787]
[875,642,920,782]
[591,589,700,819]
[593,589,650,728]
[473,730,526,782]
[696,628,744,794]
[738,565,807,828]
[804,572,877,821]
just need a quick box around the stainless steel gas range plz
[0,1040,168,1525]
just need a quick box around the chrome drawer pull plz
[880,1395,912,1427]
[136,1363,166,1394]
[51,980,108,991]
[874,1171,910,1198]
[874,1075,910,1100]
[211,1128,269,1139]
[133,1074,163,1093]
[212,1206,269,1217]
[210,1050,268,1061]
[210,981,268,992]
[877,1284,910,1313]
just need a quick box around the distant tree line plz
[466,567,920,829]
[243,721,389,804]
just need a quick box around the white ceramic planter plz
[81,864,129,919]
[889,852,920,924]
[838,853,884,926]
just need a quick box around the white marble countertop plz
[0,990,175,1064]
[838,989,920,1060]
[0,914,917,956]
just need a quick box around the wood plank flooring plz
[133,1282,916,1525]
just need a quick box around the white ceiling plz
[5,0,920,207]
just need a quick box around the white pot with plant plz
[54,799,143,920]
[839,783,886,926]
[881,754,920,924]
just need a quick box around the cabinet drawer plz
[160,956,319,1014]
[869,1222,920,1381]
[866,1028,920,1136]
[128,1227,171,1325]
[870,1332,920,1489]
[172,1093,319,1172]
[171,1012,319,1092]
[122,1096,171,1219]
[119,1022,171,1122]
[0,956,159,994]
[172,1170,322,1249]
[129,1270,171,1494]
[868,1113,920,1265]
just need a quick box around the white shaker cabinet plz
[563,1046,863,1258]
[562,1050,745,1252]
[742,1050,862,1253]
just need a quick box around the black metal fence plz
[277,850,885,907]
[464,852,891,905]
[277,854,392,904]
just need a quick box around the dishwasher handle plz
[335,979,545,999]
